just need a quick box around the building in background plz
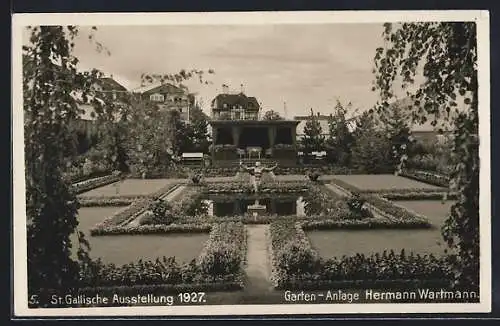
[209,86,299,166]
[210,84,260,120]
[133,83,195,122]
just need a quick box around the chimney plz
[222,84,229,94]
[240,84,244,94]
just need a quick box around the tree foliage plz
[326,100,354,165]
[373,22,479,290]
[23,26,110,293]
[301,109,325,156]
[262,110,284,120]
[350,112,392,173]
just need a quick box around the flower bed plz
[204,181,309,194]
[329,176,444,194]
[269,220,451,290]
[71,173,123,194]
[328,179,434,225]
[401,169,450,188]
[362,194,432,226]
[196,222,247,284]
[90,223,212,236]
[75,222,246,296]
[381,191,457,201]
[78,197,141,207]
[301,216,431,230]
[68,169,112,184]
[89,184,181,233]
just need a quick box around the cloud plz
[26,23,387,117]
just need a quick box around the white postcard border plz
[12,10,491,316]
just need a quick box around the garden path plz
[244,225,273,294]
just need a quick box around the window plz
[223,103,228,109]
[150,93,164,102]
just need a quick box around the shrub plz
[196,222,246,281]
[151,199,175,225]
[307,171,321,182]
[191,173,203,185]
[71,173,122,194]
[346,193,373,219]
[277,241,321,277]
[198,242,242,277]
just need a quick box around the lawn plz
[307,228,447,258]
[70,206,209,266]
[332,174,444,191]
[394,200,454,227]
[79,178,182,197]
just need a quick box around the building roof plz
[98,77,128,92]
[133,82,186,95]
[211,93,260,109]
[209,120,299,126]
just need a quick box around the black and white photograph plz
[12,11,491,316]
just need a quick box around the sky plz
[27,24,391,118]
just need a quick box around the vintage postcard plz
[12,10,491,317]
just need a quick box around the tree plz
[187,103,210,153]
[23,26,107,296]
[350,112,392,173]
[326,100,354,165]
[262,110,283,120]
[126,99,179,177]
[373,22,479,290]
[377,101,413,171]
[126,72,214,175]
[301,109,325,159]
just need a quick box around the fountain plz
[239,161,278,216]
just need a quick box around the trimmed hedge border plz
[401,169,450,188]
[381,191,457,201]
[301,217,431,230]
[79,197,138,207]
[203,181,309,194]
[61,222,247,306]
[71,173,123,194]
[329,176,446,194]
[90,223,212,236]
[89,183,182,234]
[68,170,112,184]
[328,179,433,226]
[269,220,451,291]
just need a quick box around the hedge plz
[381,191,457,201]
[90,223,212,236]
[78,197,138,207]
[401,169,450,188]
[89,183,182,233]
[71,173,123,194]
[269,219,451,290]
[203,181,309,194]
[74,222,247,298]
[301,217,431,230]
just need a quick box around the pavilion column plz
[291,127,297,147]
[270,200,277,215]
[268,126,276,149]
[232,126,241,148]
[213,127,219,145]
[233,200,241,215]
